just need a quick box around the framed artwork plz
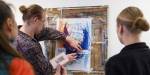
[44,6,108,75]
[56,18,92,72]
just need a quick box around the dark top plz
[0,48,13,75]
[105,42,150,75]
[14,27,66,75]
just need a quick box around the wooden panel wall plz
[44,6,108,75]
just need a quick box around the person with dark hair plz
[0,0,35,75]
[14,4,81,75]
[105,6,150,75]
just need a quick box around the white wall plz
[5,0,150,58]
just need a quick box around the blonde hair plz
[117,6,150,33]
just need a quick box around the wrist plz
[65,36,70,43]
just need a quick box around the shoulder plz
[106,54,120,65]
[15,33,35,52]
[16,32,30,43]
[9,57,35,75]
[106,53,132,66]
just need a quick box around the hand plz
[61,66,67,75]
[54,65,67,75]
[66,53,77,62]
[65,36,82,52]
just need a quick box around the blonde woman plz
[105,7,150,75]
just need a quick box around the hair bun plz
[133,17,150,31]
[19,5,27,14]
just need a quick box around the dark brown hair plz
[0,0,21,70]
[117,6,150,33]
[19,4,44,21]
[0,0,20,56]
[0,0,12,29]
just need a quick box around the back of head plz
[117,6,150,33]
[0,0,20,58]
[19,4,44,21]
[0,0,13,30]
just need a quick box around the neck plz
[123,34,141,46]
[20,23,35,38]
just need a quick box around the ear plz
[120,25,124,34]
[33,17,39,23]
[5,18,13,32]
[117,24,124,35]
